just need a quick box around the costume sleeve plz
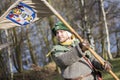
[51,45,69,69]
[89,55,104,71]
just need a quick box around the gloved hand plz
[103,61,112,71]
[79,39,90,52]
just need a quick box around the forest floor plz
[14,62,63,80]
[13,57,120,80]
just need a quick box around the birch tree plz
[100,0,113,59]
[79,0,96,50]
[5,30,13,80]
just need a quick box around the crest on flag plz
[6,2,36,25]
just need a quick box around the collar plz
[59,38,76,47]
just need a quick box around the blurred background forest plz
[0,0,120,80]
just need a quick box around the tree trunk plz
[48,16,55,62]
[79,0,95,50]
[5,30,13,80]
[115,30,120,57]
[0,51,10,80]
[100,0,113,59]
[26,25,37,65]
[13,28,23,73]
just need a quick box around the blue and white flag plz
[0,0,53,29]
[6,2,36,25]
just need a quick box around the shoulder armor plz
[52,45,69,53]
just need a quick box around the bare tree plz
[12,28,23,72]
[26,25,37,65]
[5,30,13,80]
[115,26,120,57]
[100,0,113,59]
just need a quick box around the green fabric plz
[52,22,69,35]
[51,39,80,56]
[51,45,69,56]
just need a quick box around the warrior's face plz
[56,30,71,43]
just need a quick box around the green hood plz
[52,22,69,35]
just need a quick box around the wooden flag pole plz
[42,0,119,80]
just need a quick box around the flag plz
[6,2,36,25]
[0,0,53,29]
